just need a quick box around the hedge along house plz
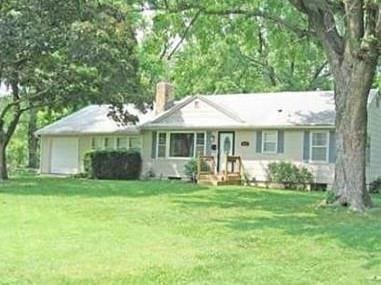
[36,82,381,188]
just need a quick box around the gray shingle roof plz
[35,104,154,136]
[36,90,379,135]
[205,91,336,127]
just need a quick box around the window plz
[310,131,328,162]
[157,132,206,158]
[170,133,195,158]
[104,137,113,150]
[157,133,167,158]
[91,137,103,150]
[117,137,128,150]
[262,131,278,153]
[195,133,205,157]
[129,137,141,152]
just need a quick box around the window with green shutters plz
[310,131,329,162]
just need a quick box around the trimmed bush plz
[267,161,313,190]
[84,150,142,180]
[184,158,211,182]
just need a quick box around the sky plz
[0,82,11,97]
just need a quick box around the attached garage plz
[36,105,153,175]
[50,137,79,174]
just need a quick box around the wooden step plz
[216,180,242,186]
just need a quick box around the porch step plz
[198,173,242,186]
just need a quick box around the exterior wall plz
[235,130,334,185]
[40,134,141,174]
[158,99,239,126]
[40,136,52,174]
[141,129,335,184]
[140,130,212,178]
[78,137,92,172]
[367,95,381,184]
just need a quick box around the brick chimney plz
[155,81,174,114]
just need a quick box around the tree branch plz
[137,4,311,38]
[288,0,344,63]
[166,9,201,60]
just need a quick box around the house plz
[36,82,381,187]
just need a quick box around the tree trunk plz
[27,107,39,169]
[0,141,8,180]
[332,58,376,211]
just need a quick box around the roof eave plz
[141,124,335,130]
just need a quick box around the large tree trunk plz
[332,58,376,211]
[27,107,39,169]
[0,141,8,180]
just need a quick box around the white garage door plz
[51,137,79,174]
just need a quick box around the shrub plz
[369,177,381,194]
[184,159,197,179]
[184,158,211,182]
[267,161,313,190]
[84,150,142,180]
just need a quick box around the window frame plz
[156,132,167,159]
[262,130,278,154]
[116,137,129,150]
[156,131,206,159]
[309,131,329,163]
[91,137,104,150]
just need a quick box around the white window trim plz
[156,131,206,159]
[262,130,278,154]
[116,137,127,150]
[156,132,168,159]
[309,131,329,163]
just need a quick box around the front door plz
[218,132,235,172]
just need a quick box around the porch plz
[197,155,245,186]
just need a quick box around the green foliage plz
[267,161,313,190]
[369,177,381,194]
[184,159,198,179]
[137,0,331,98]
[325,190,337,204]
[184,158,210,181]
[0,0,143,177]
[0,0,142,111]
[84,150,142,180]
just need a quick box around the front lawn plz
[0,177,380,284]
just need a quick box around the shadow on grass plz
[0,176,206,198]
[175,187,381,267]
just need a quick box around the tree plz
[27,107,38,169]
[137,2,330,98]
[136,0,380,211]
[0,0,142,179]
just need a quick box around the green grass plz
[0,177,380,285]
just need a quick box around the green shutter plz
[256,131,262,153]
[329,131,336,163]
[277,130,284,153]
[206,131,212,156]
[151,131,157,159]
[303,131,310,161]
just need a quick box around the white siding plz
[40,136,52,174]
[235,130,334,185]
[142,129,335,184]
[156,99,240,127]
[367,95,381,184]
[40,135,143,175]
[140,130,214,178]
